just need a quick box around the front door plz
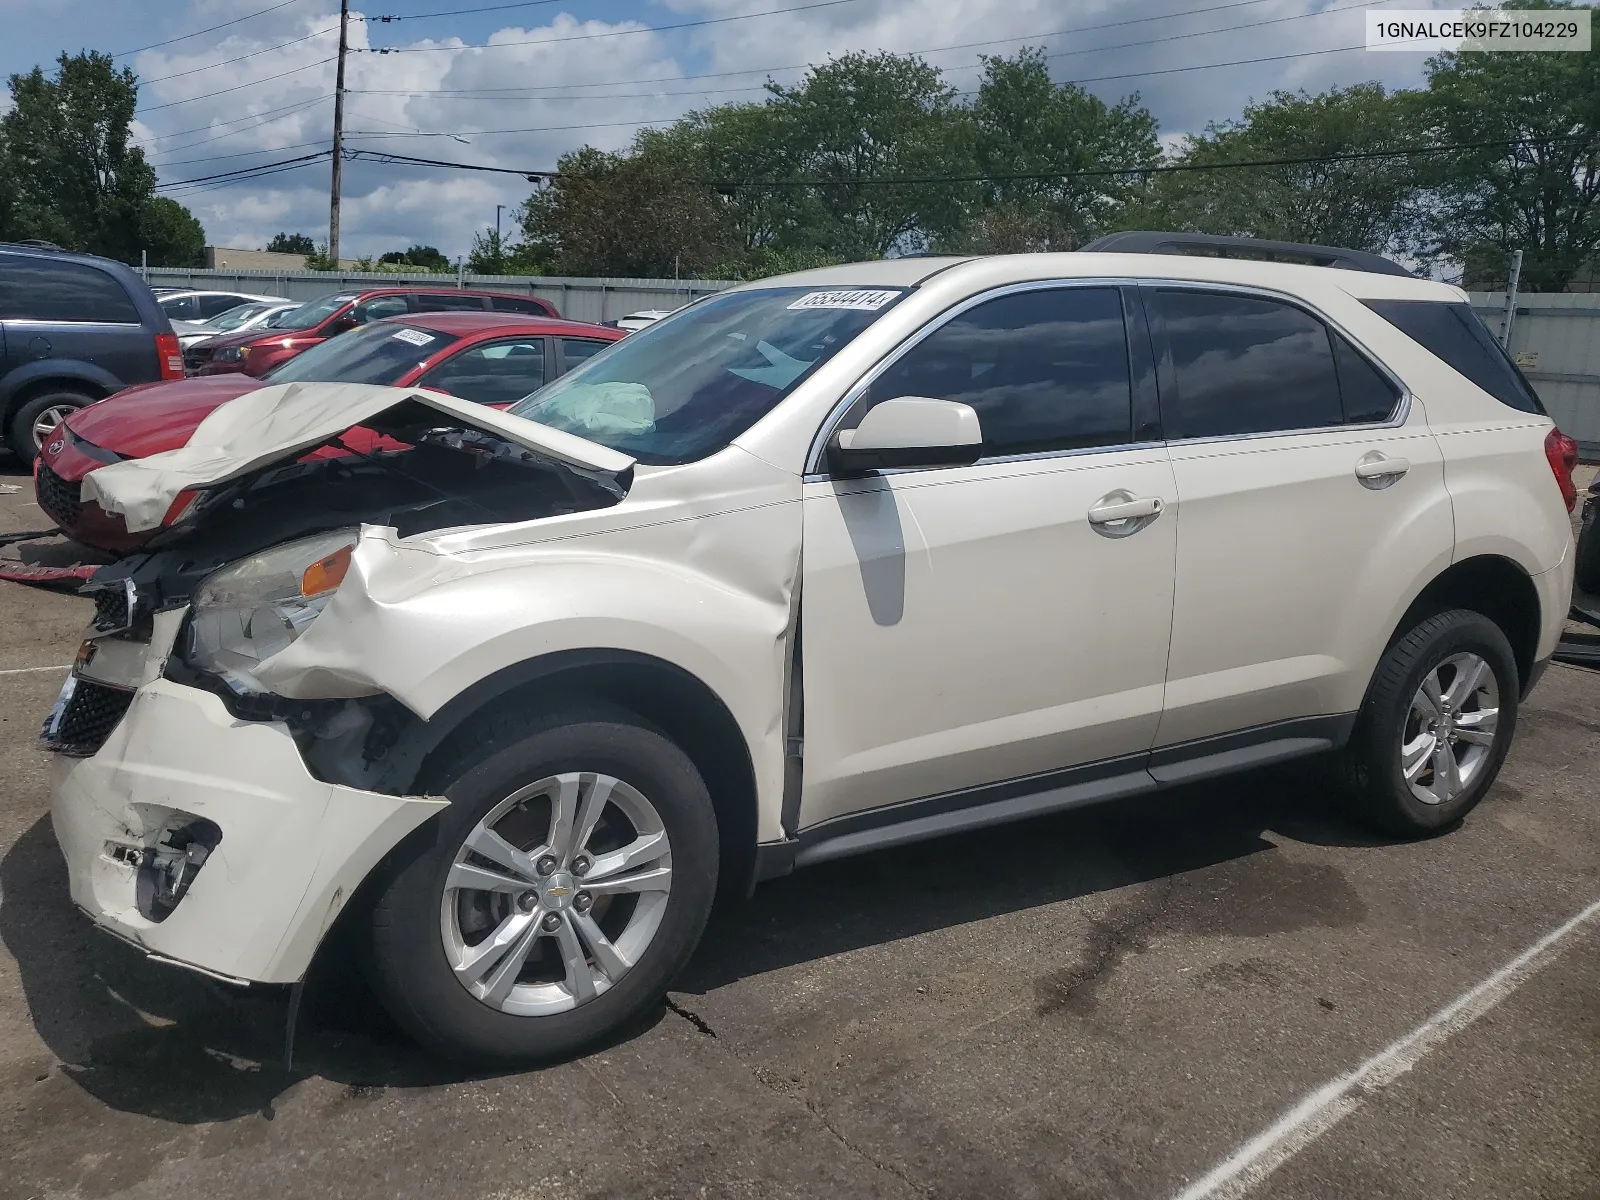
[797,284,1178,830]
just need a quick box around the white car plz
[171,299,299,348]
[613,309,673,331]
[46,237,1577,1064]
[155,289,283,323]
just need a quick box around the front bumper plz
[51,677,446,984]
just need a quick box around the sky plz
[0,0,1457,260]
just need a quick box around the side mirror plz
[328,314,358,334]
[826,397,984,473]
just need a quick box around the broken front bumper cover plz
[51,677,447,985]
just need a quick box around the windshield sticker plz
[787,289,900,312]
[391,328,435,347]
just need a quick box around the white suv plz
[46,238,1578,1063]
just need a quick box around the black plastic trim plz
[755,713,1355,881]
[1081,231,1414,278]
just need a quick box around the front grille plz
[92,583,131,632]
[35,460,83,527]
[183,345,215,373]
[51,679,135,755]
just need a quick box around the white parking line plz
[0,664,69,676]
[1172,895,1600,1200]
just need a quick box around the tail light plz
[1544,426,1579,512]
[156,332,184,380]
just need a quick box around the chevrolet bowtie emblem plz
[546,886,570,897]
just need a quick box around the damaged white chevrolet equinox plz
[47,234,1578,1064]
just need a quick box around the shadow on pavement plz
[0,755,1398,1126]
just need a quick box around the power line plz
[151,139,334,169]
[147,105,331,161]
[341,0,1372,108]
[155,150,333,193]
[113,0,308,57]
[139,25,340,85]
[138,95,333,144]
[359,0,869,55]
[341,134,1594,191]
[136,56,337,112]
[355,0,563,20]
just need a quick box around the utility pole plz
[328,0,351,267]
[495,204,505,242]
[1499,249,1524,349]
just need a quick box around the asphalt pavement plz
[0,456,1596,1200]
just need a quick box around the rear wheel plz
[363,706,719,1064]
[10,389,94,463]
[1575,498,1600,596]
[1337,609,1519,836]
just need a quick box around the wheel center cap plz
[542,871,577,910]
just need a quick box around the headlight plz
[185,530,358,683]
[214,346,246,362]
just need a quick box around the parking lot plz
[1,458,1596,1200]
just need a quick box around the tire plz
[1575,500,1600,597]
[362,704,719,1065]
[1337,609,1519,837]
[9,389,94,463]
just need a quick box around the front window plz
[273,292,359,330]
[263,323,463,385]
[507,286,905,464]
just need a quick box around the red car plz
[35,311,624,553]
[184,286,562,377]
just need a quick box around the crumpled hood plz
[81,380,636,534]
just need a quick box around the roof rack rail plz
[1079,231,1414,278]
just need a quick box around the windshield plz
[507,286,905,464]
[263,322,462,385]
[207,302,272,331]
[274,292,358,331]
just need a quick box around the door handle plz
[1087,491,1164,537]
[1354,452,1410,489]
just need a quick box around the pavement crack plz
[663,996,718,1038]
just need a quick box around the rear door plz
[0,257,154,387]
[1145,284,1452,748]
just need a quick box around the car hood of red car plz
[68,376,268,460]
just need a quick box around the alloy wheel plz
[440,772,673,1016]
[29,404,77,451]
[1400,652,1500,805]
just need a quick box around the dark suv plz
[185,287,561,377]
[0,244,182,462]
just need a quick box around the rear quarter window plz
[0,258,141,323]
[1362,298,1543,414]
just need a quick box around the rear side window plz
[161,294,201,320]
[1363,298,1543,414]
[1154,290,1343,438]
[0,259,141,323]
[1331,334,1400,423]
[867,286,1133,456]
[412,293,486,313]
[489,296,555,317]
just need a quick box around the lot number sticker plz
[391,328,436,346]
[787,289,900,311]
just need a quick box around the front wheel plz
[10,389,94,463]
[1337,609,1519,836]
[363,707,719,1064]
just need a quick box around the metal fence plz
[1468,291,1600,457]
[144,267,740,326]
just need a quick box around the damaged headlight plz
[184,529,358,685]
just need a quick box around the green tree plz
[267,231,316,254]
[378,244,451,271]
[959,48,1159,252]
[761,52,977,258]
[140,195,205,266]
[0,51,204,262]
[1143,83,1426,257]
[521,144,731,276]
[1419,2,1600,290]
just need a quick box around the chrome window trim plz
[803,277,1146,478]
[1139,278,1414,446]
[0,317,144,329]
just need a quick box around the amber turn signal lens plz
[300,544,354,596]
